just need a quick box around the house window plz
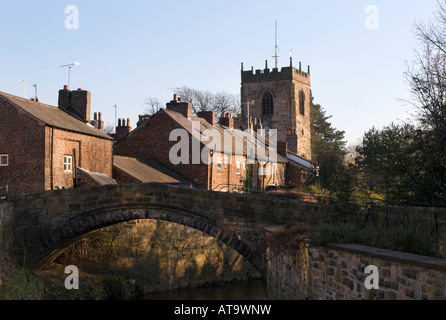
[64,155,73,172]
[299,91,305,116]
[0,155,8,167]
[217,158,223,173]
[236,161,241,175]
[262,92,274,115]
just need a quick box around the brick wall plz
[0,98,46,196]
[47,128,113,190]
[0,95,113,196]
[286,164,311,187]
[210,153,246,191]
[114,111,209,188]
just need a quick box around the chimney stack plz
[58,87,91,123]
[137,114,151,127]
[90,111,104,131]
[219,113,234,130]
[197,111,215,125]
[166,94,192,119]
[286,127,298,154]
[277,141,288,156]
[115,118,132,140]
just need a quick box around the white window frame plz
[0,154,9,167]
[217,158,223,173]
[64,155,73,172]
[236,161,241,175]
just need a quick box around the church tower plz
[241,58,313,161]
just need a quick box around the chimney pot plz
[174,94,178,101]
[63,85,69,90]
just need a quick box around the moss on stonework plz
[0,268,44,300]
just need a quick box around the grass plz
[0,267,44,300]
[309,216,440,258]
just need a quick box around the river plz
[137,279,268,300]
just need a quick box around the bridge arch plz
[30,202,265,274]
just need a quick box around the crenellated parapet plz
[241,58,311,84]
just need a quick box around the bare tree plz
[144,97,163,115]
[404,0,446,200]
[177,86,241,117]
[103,122,115,135]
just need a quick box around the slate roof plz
[287,152,314,171]
[113,155,191,185]
[77,167,118,185]
[0,91,112,140]
[160,109,289,164]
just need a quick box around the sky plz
[0,0,440,146]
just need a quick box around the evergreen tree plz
[311,100,348,191]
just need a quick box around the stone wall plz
[53,219,262,294]
[10,183,336,269]
[267,241,446,300]
[241,65,313,161]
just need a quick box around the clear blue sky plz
[0,0,439,146]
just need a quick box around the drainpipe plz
[209,150,214,190]
[50,127,54,190]
[73,148,77,188]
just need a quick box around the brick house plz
[114,95,289,191]
[0,87,115,197]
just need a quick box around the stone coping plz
[328,243,446,272]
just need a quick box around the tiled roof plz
[113,155,191,185]
[0,91,112,140]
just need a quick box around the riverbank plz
[0,260,266,300]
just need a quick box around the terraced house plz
[0,87,115,198]
[114,94,294,192]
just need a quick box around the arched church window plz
[262,92,274,115]
[299,91,305,116]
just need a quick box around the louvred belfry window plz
[262,92,274,115]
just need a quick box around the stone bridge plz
[7,183,334,274]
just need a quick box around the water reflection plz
[138,279,268,300]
